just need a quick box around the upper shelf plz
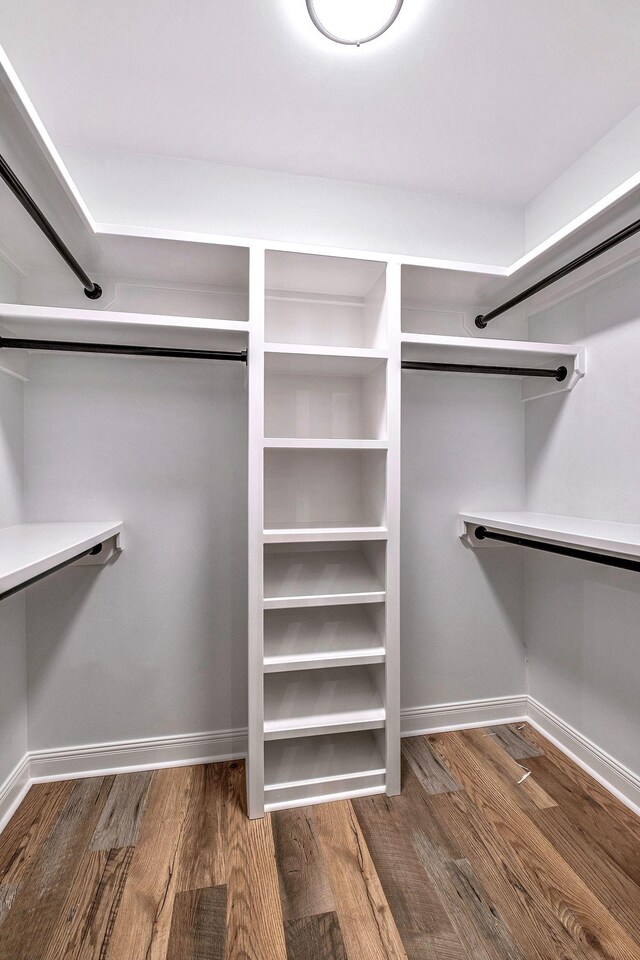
[0,303,249,354]
[401,333,586,401]
[459,511,640,562]
[0,522,123,597]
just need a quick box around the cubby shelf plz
[264,343,388,361]
[263,666,385,740]
[263,546,386,609]
[264,604,385,671]
[263,524,388,544]
[264,731,386,810]
[263,439,388,450]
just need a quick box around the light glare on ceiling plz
[306,0,404,46]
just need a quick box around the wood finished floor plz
[0,724,639,959]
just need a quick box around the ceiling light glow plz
[306,0,404,46]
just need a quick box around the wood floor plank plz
[0,776,113,960]
[167,885,227,960]
[0,883,17,925]
[89,771,152,851]
[402,736,462,794]
[412,832,525,960]
[42,849,109,960]
[284,911,347,960]
[313,800,408,960]
[101,766,194,960]
[466,731,557,812]
[176,763,229,893]
[226,761,287,960]
[352,791,467,959]
[529,804,640,945]
[430,730,640,960]
[490,725,543,760]
[0,779,74,887]
[272,806,335,922]
[525,753,640,889]
[73,847,134,960]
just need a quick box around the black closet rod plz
[0,335,248,363]
[475,215,640,329]
[474,526,640,573]
[0,153,102,300]
[0,543,103,603]
[401,360,567,380]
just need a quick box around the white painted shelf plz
[263,547,386,609]
[402,333,586,400]
[263,524,388,544]
[0,302,248,352]
[264,439,388,450]
[0,522,123,596]
[263,666,385,740]
[264,731,385,809]
[264,605,385,671]
[460,511,640,561]
[264,343,387,361]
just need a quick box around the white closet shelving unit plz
[248,249,401,817]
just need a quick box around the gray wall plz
[526,259,640,774]
[24,354,247,750]
[0,369,27,785]
[401,372,526,710]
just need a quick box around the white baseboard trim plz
[0,754,30,834]
[527,697,640,818]
[2,695,639,831]
[400,694,528,737]
[29,728,247,783]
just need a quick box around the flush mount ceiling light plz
[306,0,404,46]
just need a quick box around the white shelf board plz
[0,303,248,352]
[0,522,123,596]
[264,439,388,450]
[264,604,385,671]
[401,332,583,366]
[263,524,388,544]
[460,511,640,561]
[263,548,385,609]
[264,343,387,362]
[263,666,385,740]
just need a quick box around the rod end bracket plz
[84,283,102,300]
[474,315,488,329]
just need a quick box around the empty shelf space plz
[265,351,387,441]
[263,542,386,609]
[0,522,123,597]
[264,730,385,809]
[263,665,385,739]
[265,251,387,349]
[460,511,640,562]
[264,448,387,534]
[264,604,385,671]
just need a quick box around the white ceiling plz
[1,0,640,207]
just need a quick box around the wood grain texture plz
[167,885,227,960]
[0,776,113,960]
[313,800,408,960]
[283,911,347,960]
[430,730,640,960]
[226,761,288,960]
[176,763,229,893]
[0,734,637,960]
[89,770,151,851]
[101,766,194,960]
[490,724,543,760]
[402,736,461,794]
[272,807,334,922]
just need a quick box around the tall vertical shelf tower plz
[248,249,401,817]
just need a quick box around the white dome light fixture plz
[306,0,405,46]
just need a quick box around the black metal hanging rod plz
[474,526,640,573]
[0,543,103,603]
[401,360,567,380]
[0,153,102,300]
[0,335,247,363]
[475,215,640,329]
